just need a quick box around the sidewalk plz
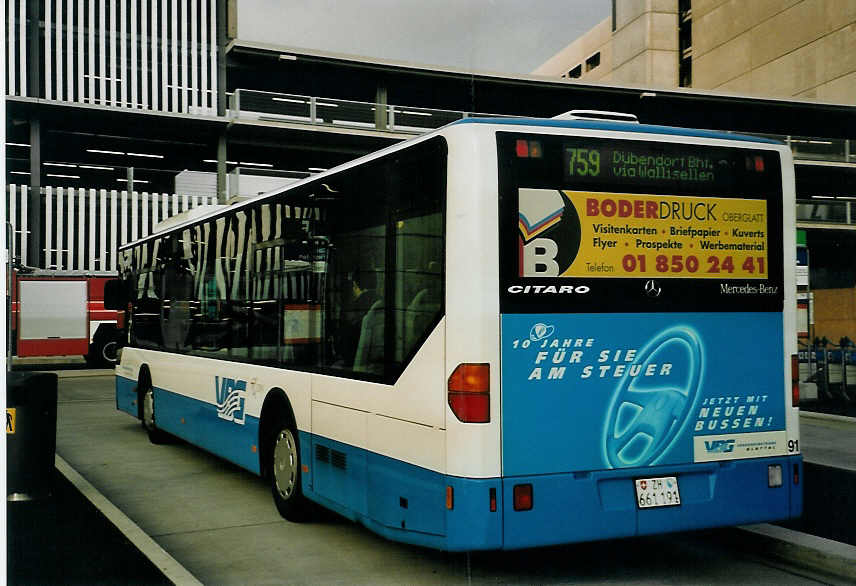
[7,468,171,586]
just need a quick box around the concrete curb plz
[51,369,115,379]
[800,410,856,424]
[737,524,856,582]
[12,357,86,365]
[55,455,202,586]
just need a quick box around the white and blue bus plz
[112,115,802,550]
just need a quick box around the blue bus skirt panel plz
[501,455,803,550]
[791,456,804,519]
[115,378,802,551]
[115,374,261,476]
[154,386,262,475]
[300,433,504,551]
[116,374,138,416]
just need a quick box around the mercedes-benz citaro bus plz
[111,114,802,551]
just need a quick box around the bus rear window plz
[498,133,784,314]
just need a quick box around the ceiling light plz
[10,171,30,175]
[117,178,149,184]
[87,148,125,155]
[279,54,297,61]
[272,97,306,104]
[46,173,81,179]
[45,162,78,168]
[239,161,274,168]
[79,165,115,170]
[308,167,328,172]
[6,142,30,147]
[203,159,238,164]
[126,152,164,159]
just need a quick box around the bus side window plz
[131,239,164,349]
[159,234,195,353]
[189,220,230,354]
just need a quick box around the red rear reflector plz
[448,363,490,423]
[794,463,800,485]
[513,484,533,511]
[489,487,497,512]
[446,486,454,510]
[791,354,800,407]
[755,156,765,172]
[515,139,529,157]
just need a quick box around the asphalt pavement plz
[7,367,856,584]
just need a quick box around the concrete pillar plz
[217,0,227,117]
[126,167,135,195]
[27,1,40,97]
[217,133,228,204]
[375,85,388,130]
[28,119,42,268]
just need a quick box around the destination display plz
[561,140,775,194]
[518,189,769,279]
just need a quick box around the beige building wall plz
[533,0,679,88]
[533,18,614,82]
[693,0,856,103]
[535,0,856,104]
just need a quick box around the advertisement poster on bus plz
[500,312,788,476]
[518,188,770,281]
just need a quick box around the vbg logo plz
[704,439,735,453]
[215,376,247,425]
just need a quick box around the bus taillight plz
[791,354,800,407]
[448,363,490,423]
[513,484,533,511]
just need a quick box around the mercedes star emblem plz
[644,279,662,298]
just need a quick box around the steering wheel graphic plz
[603,326,704,469]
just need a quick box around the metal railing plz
[747,133,855,165]
[797,199,856,226]
[228,89,515,134]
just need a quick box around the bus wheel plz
[270,420,311,522]
[139,383,169,445]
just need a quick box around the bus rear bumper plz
[496,455,803,550]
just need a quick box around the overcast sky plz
[239,0,610,75]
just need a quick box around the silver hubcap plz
[143,388,155,430]
[273,428,298,500]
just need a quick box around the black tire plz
[138,379,170,445]
[86,325,120,368]
[270,418,312,522]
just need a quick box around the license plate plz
[635,476,680,509]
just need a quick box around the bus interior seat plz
[404,287,441,353]
[354,298,385,374]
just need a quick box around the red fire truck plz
[10,270,124,366]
